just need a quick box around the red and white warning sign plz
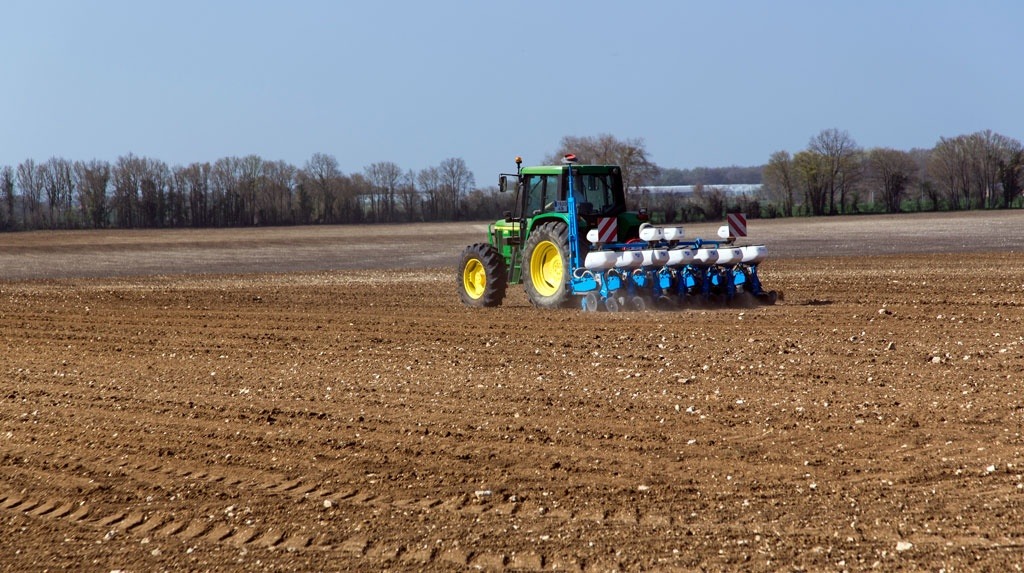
[597,217,618,243]
[726,213,747,238]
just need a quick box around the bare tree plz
[16,159,44,228]
[762,150,797,216]
[793,150,829,216]
[417,166,441,220]
[397,169,419,221]
[438,157,475,219]
[302,153,343,223]
[840,150,866,212]
[211,157,247,226]
[164,168,187,227]
[259,160,296,225]
[39,157,75,228]
[968,130,1000,208]
[546,133,658,192]
[364,161,403,222]
[138,158,170,227]
[342,172,370,223]
[295,160,366,225]
[929,136,973,210]
[968,129,1022,208]
[173,162,212,227]
[809,128,861,214]
[0,166,15,230]
[904,148,936,210]
[236,155,264,225]
[999,147,1024,208]
[867,148,917,213]
[926,131,1022,210]
[73,160,110,228]
[112,155,138,227]
[110,154,172,227]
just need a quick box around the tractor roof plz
[519,164,621,175]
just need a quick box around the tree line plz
[0,154,487,231]
[541,131,1023,223]
[601,129,1024,223]
[2,129,1020,232]
[759,128,1023,217]
[655,165,763,186]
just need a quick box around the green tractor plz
[457,155,776,311]
[458,155,641,309]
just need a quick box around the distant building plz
[637,184,763,197]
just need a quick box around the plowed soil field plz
[2,211,1023,572]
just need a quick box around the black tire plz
[522,221,574,309]
[457,243,508,308]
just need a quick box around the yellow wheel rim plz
[463,258,486,299]
[529,240,563,297]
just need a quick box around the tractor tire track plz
[3,439,621,568]
[1,444,684,571]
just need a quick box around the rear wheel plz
[457,243,507,307]
[523,221,573,309]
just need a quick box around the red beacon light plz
[561,153,578,164]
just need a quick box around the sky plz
[2,0,1022,185]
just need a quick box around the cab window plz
[525,174,560,214]
[571,173,617,214]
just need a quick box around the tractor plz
[457,155,778,311]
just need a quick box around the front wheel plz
[457,243,508,307]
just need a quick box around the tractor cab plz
[519,166,626,219]
[499,158,626,217]
[492,157,648,286]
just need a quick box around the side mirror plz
[498,175,507,193]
